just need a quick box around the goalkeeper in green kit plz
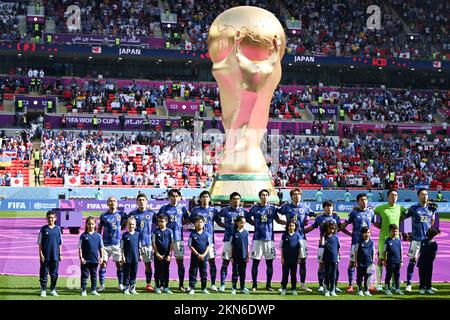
[373,190,407,291]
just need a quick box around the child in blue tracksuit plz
[121,216,140,295]
[79,216,104,296]
[280,220,301,295]
[382,224,403,295]
[152,214,174,294]
[354,226,375,296]
[38,210,62,297]
[321,221,340,297]
[188,216,210,294]
[231,216,250,294]
[417,227,440,294]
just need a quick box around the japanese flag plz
[128,147,136,157]
[64,175,80,187]
[102,173,111,183]
[11,177,23,187]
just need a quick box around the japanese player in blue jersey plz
[188,216,211,294]
[129,193,157,292]
[402,188,436,292]
[158,188,190,292]
[382,224,403,295]
[38,210,62,297]
[418,227,440,294]
[278,188,316,292]
[97,196,125,292]
[340,193,375,293]
[304,200,347,293]
[217,192,247,292]
[121,216,140,295]
[152,214,174,294]
[189,190,223,291]
[246,189,284,292]
[79,216,104,296]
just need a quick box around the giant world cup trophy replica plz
[208,6,286,203]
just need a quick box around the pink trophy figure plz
[207,6,286,203]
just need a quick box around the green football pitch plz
[0,275,449,300]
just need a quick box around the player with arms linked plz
[277,188,316,292]
[158,189,190,292]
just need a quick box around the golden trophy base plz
[209,174,279,203]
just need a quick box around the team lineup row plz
[37,188,439,297]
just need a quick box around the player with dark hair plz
[403,188,437,292]
[158,188,190,292]
[277,188,316,292]
[97,196,125,292]
[340,193,375,293]
[189,190,223,291]
[217,192,247,292]
[305,200,347,292]
[129,193,157,292]
[373,189,407,291]
[246,189,284,292]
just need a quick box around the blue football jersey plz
[190,206,219,243]
[99,211,122,246]
[347,208,375,244]
[219,206,247,242]
[277,202,315,239]
[247,203,278,241]
[130,209,156,247]
[79,232,104,263]
[38,225,62,261]
[152,228,173,256]
[404,204,434,241]
[158,204,189,242]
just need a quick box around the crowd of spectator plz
[0,130,32,186]
[61,78,219,114]
[2,73,447,124]
[343,89,446,123]
[37,125,449,190]
[271,133,449,189]
[0,0,447,60]
[40,129,216,188]
[45,0,161,37]
[390,0,448,61]
[0,1,25,42]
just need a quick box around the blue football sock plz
[99,267,106,286]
